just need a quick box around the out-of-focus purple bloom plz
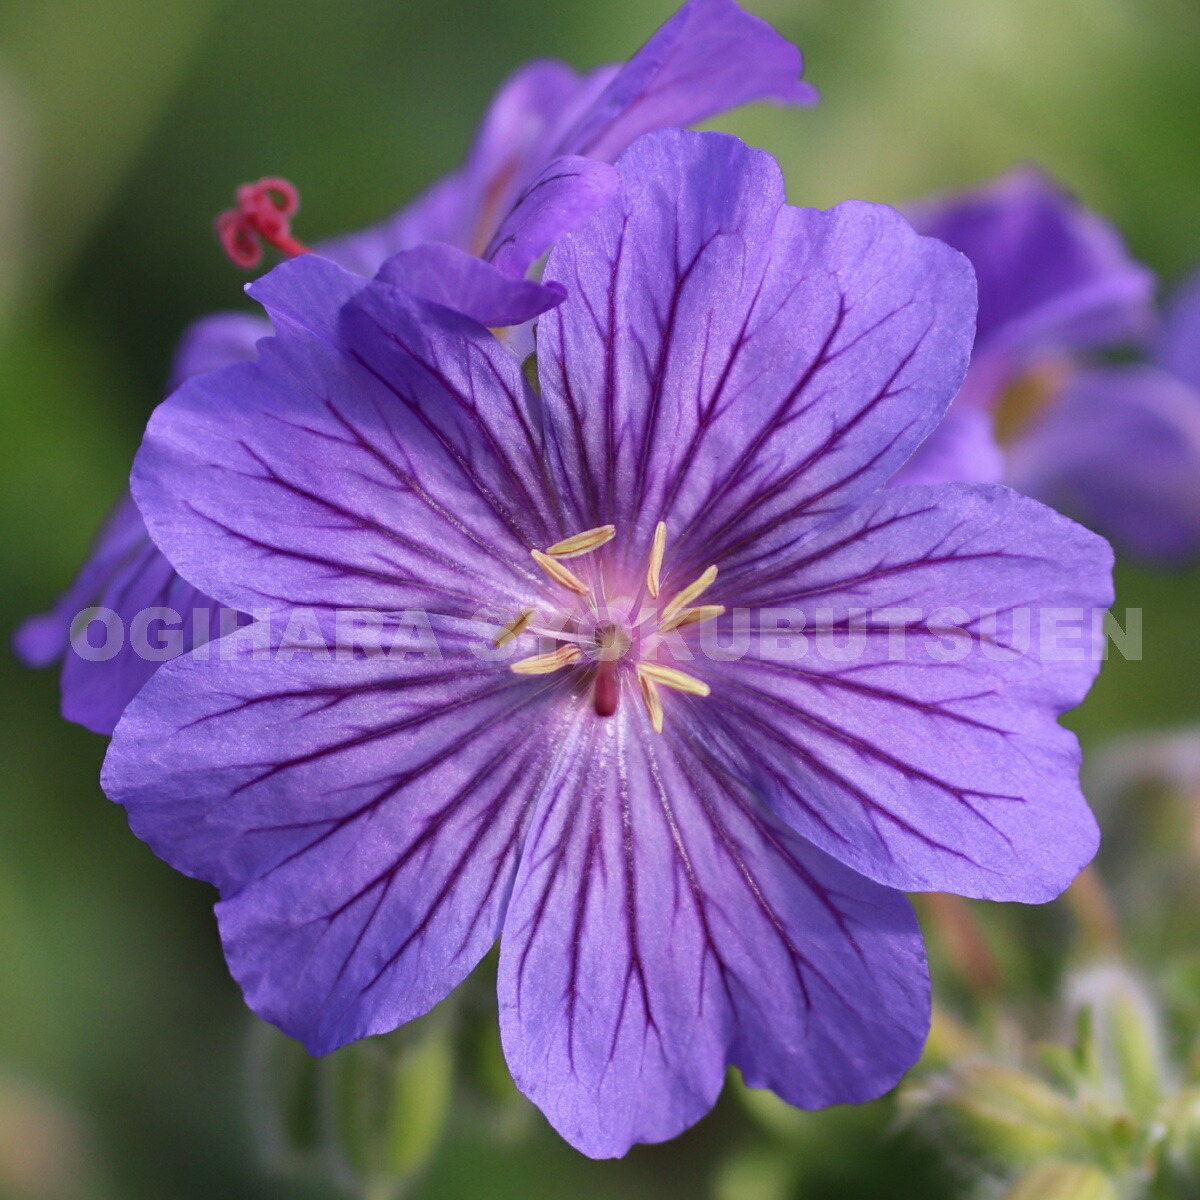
[896,168,1200,562]
[1005,269,1200,561]
[904,166,1153,412]
[1006,361,1200,562]
[321,0,816,324]
[103,131,1110,1157]
[1158,269,1200,392]
[13,314,264,735]
[15,0,816,733]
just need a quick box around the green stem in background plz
[920,892,1002,1000]
[1065,867,1123,958]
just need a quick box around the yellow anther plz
[659,604,725,634]
[531,549,590,595]
[638,671,664,734]
[494,607,535,648]
[510,645,582,676]
[646,521,667,598]
[636,662,711,697]
[545,524,616,559]
[661,565,717,623]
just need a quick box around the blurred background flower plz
[1,1,1198,1196]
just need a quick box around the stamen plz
[638,671,664,734]
[646,521,667,598]
[637,662,711,697]
[659,604,726,634]
[494,607,535,648]
[544,525,616,559]
[216,177,310,269]
[531,549,590,595]
[661,565,718,623]
[511,645,582,675]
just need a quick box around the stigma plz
[502,522,723,734]
[216,177,310,269]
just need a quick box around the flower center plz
[497,523,723,733]
[993,358,1072,444]
[215,177,311,269]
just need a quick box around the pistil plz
[216,177,311,269]
[503,522,719,733]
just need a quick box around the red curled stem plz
[215,176,310,268]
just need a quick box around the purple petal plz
[132,253,553,620]
[15,495,225,736]
[374,243,566,327]
[537,129,976,582]
[559,0,817,163]
[14,492,147,670]
[167,311,271,390]
[102,621,559,1054]
[57,538,221,737]
[484,156,621,279]
[316,61,614,276]
[463,60,615,219]
[1158,267,1200,393]
[909,166,1154,407]
[717,483,1110,901]
[16,310,265,734]
[318,0,814,293]
[499,717,928,1158]
[1008,365,1200,562]
[890,406,1005,487]
[316,171,475,277]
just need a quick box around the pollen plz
[638,671,665,733]
[503,522,720,733]
[510,645,583,675]
[531,549,590,595]
[544,525,616,559]
[646,521,667,598]
[661,565,718,624]
[636,662,711,697]
[659,604,725,634]
[494,607,535,648]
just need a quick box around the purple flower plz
[1006,270,1200,561]
[319,0,816,324]
[895,167,1153,490]
[894,168,1200,562]
[15,0,815,734]
[103,130,1110,1157]
[13,314,265,734]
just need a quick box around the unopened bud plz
[324,1014,454,1199]
[712,1143,795,1200]
[1066,963,1168,1119]
[246,1020,324,1175]
[1000,1162,1119,1200]
[949,1062,1077,1162]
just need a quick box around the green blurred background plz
[1,1,1199,1196]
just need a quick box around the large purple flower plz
[893,168,1200,561]
[15,0,815,734]
[102,131,1111,1156]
